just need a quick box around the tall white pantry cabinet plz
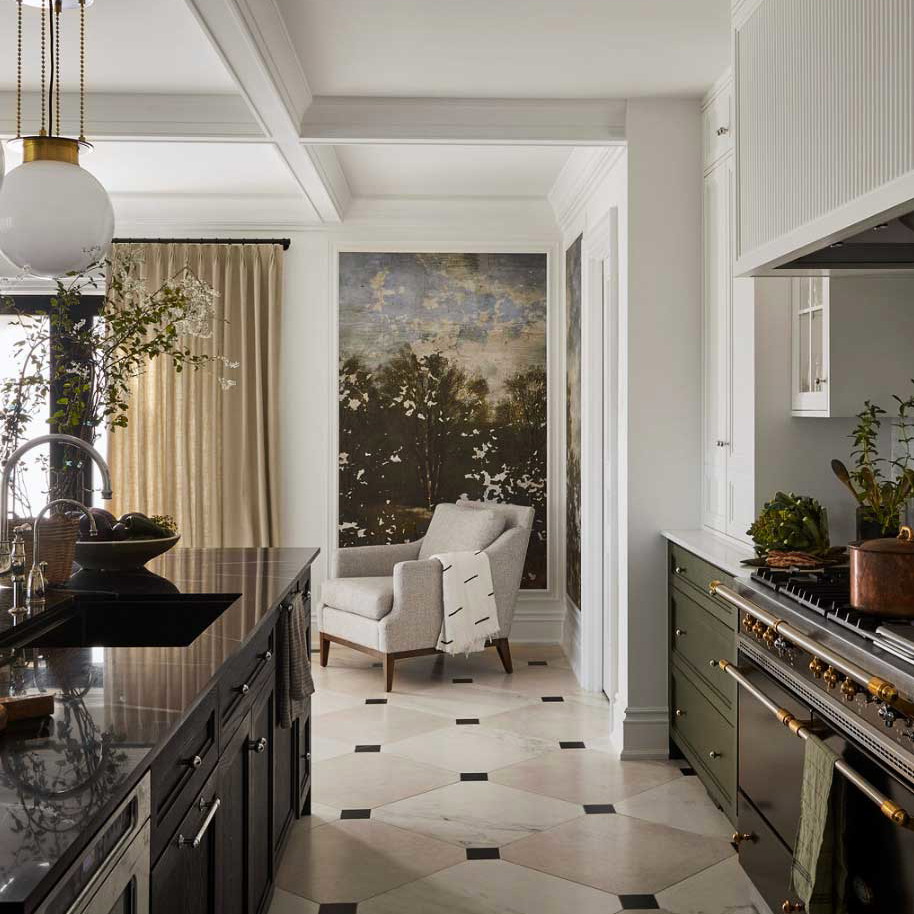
[701,72,756,544]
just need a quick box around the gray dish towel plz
[791,734,847,913]
[278,590,314,729]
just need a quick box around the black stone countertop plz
[0,546,318,912]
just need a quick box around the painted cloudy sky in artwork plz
[339,252,547,396]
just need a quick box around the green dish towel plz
[791,734,848,913]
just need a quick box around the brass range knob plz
[823,667,840,689]
[731,831,755,846]
[809,658,826,679]
[742,614,754,633]
[841,679,859,701]
[763,626,777,647]
[782,901,805,913]
[752,620,766,638]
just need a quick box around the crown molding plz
[548,146,626,232]
[731,0,766,29]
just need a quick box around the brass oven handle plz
[716,659,914,830]
[177,797,221,849]
[709,581,901,705]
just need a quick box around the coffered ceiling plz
[0,0,730,227]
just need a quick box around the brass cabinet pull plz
[674,565,686,575]
[674,628,686,637]
[674,708,685,717]
[177,797,221,849]
[708,750,722,759]
[731,831,755,846]
[248,736,268,754]
[781,902,805,913]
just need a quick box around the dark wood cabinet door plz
[249,684,275,914]
[273,712,296,854]
[151,769,220,914]
[216,715,253,914]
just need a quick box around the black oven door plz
[737,650,914,912]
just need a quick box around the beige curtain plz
[108,242,282,547]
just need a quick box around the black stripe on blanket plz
[448,607,463,617]
[440,639,454,645]
[474,617,491,625]
[442,564,452,572]
[464,574,479,583]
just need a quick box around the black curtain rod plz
[113,237,291,251]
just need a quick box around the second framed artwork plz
[337,250,549,589]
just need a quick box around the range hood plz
[779,211,914,272]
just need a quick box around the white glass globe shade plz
[0,159,114,278]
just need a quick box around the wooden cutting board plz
[0,694,55,733]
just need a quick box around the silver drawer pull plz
[674,565,686,575]
[716,125,729,136]
[187,754,203,769]
[238,683,250,695]
[674,708,685,717]
[708,750,722,759]
[248,736,268,754]
[674,628,686,637]
[261,650,273,661]
[177,797,221,849]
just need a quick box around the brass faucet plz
[27,498,97,608]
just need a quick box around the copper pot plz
[850,525,914,617]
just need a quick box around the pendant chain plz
[54,1,61,138]
[79,0,85,141]
[39,0,46,136]
[15,0,22,138]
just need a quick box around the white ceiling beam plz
[183,0,350,222]
[0,92,264,141]
[299,97,627,145]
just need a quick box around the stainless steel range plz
[708,572,914,912]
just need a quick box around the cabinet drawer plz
[669,544,736,629]
[703,84,732,168]
[736,792,795,914]
[151,689,218,864]
[670,587,737,717]
[220,625,275,744]
[671,662,736,808]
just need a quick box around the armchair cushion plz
[321,576,394,621]
[418,503,505,560]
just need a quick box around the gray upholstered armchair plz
[319,499,534,691]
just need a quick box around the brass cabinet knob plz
[674,708,685,717]
[731,831,755,846]
[782,901,805,912]
[823,667,839,689]
[709,750,722,759]
[809,658,826,678]
[841,679,859,701]
[675,628,687,637]
[674,565,686,575]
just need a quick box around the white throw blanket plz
[431,551,501,655]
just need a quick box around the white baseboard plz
[611,705,669,760]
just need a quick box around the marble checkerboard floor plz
[271,642,759,914]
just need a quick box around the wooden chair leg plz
[383,654,395,692]
[494,638,513,674]
[319,632,330,667]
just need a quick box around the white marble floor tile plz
[491,748,682,805]
[309,735,352,762]
[386,684,539,720]
[656,856,758,914]
[481,701,613,741]
[614,775,734,838]
[303,802,340,828]
[502,811,734,895]
[267,888,319,914]
[373,780,583,848]
[359,859,622,914]
[385,723,555,773]
[315,702,452,746]
[310,688,366,716]
[276,818,464,903]
[312,751,457,809]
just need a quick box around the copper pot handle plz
[899,526,913,542]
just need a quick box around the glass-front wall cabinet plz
[791,277,829,415]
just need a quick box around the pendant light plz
[0,0,113,279]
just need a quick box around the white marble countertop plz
[661,528,756,578]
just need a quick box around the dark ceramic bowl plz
[73,534,180,571]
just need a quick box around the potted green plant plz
[831,388,914,541]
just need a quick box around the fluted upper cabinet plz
[734,0,914,275]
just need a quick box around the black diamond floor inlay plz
[528,660,548,666]
[541,696,564,702]
[619,895,659,909]
[453,677,473,683]
[340,808,371,819]
[460,772,489,781]
[680,766,698,776]
[319,905,359,914]
[456,718,480,725]
[559,741,586,749]
[354,745,381,753]
[365,698,387,705]
[583,804,616,814]
[466,847,500,860]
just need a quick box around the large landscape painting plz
[566,235,582,609]
[338,251,549,588]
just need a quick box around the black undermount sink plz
[0,569,241,650]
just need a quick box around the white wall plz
[118,197,566,641]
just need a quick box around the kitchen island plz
[0,546,317,914]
